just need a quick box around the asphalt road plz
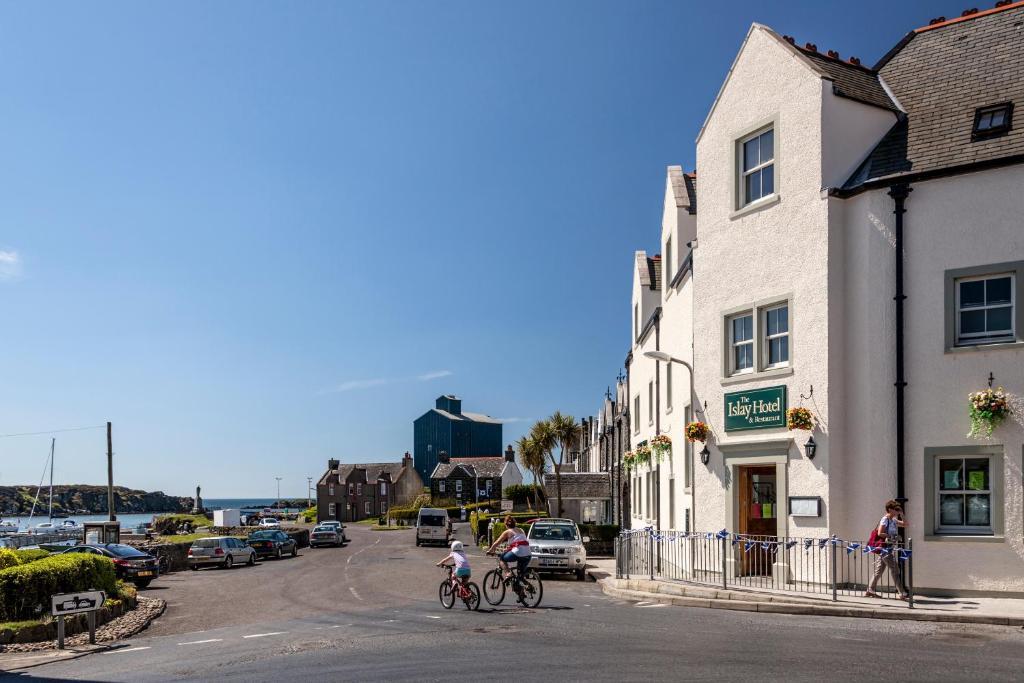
[8,523,1024,682]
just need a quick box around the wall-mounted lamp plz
[804,435,817,460]
[699,445,711,466]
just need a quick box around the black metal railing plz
[615,528,913,607]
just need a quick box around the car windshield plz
[193,539,221,548]
[107,544,149,557]
[249,531,276,539]
[420,515,446,527]
[529,525,579,541]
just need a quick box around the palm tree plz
[548,411,581,517]
[529,419,557,514]
[516,435,546,510]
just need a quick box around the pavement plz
[590,558,1024,625]
[3,524,1024,681]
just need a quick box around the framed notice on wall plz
[788,496,821,517]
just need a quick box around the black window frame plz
[972,102,1013,141]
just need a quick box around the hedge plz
[0,548,53,571]
[502,484,546,504]
[0,554,119,621]
[390,500,496,522]
[15,549,52,565]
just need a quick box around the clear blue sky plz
[0,1,968,498]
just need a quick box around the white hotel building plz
[625,4,1024,594]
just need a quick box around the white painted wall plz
[820,84,898,190]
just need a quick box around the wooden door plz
[738,465,778,576]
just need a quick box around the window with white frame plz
[728,312,754,375]
[648,381,654,424]
[936,455,993,534]
[634,395,640,434]
[439,480,446,493]
[348,483,354,495]
[581,500,599,525]
[665,363,673,411]
[486,479,493,494]
[956,273,1014,346]
[380,482,387,496]
[456,480,462,493]
[356,483,362,496]
[328,503,336,517]
[740,127,774,206]
[364,501,372,515]
[762,303,790,368]
[328,483,334,496]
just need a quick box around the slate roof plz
[637,253,662,291]
[431,457,506,479]
[319,462,408,486]
[843,3,1024,189]
[543,472,612,499]
[799,49,898,112]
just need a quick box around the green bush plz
[503,484,545,504]
[0,548,52,570]
[0,549,19,571]
[14,549,52,565]
[301,506,317,523]
[0,554,119,621]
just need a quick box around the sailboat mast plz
[48,438,54,520]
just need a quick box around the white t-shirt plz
[507,528,531,557]
[452,551,470,570]
[879,516,898,538]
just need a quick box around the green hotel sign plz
[724,386,787,431]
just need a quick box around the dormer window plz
[972,103,1013,140]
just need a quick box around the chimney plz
[439,450,450,464]
[402,451,413,468]
[505,444,515,463]
[328,458,340,471]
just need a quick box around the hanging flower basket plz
[650,434,672,462]
[632,443,652,469]
[685,421,709,443]
[786,407,815,431]
[968,386,1013,438]
[623,450,636,470]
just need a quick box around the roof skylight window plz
[972,103,1013,140]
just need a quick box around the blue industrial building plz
[413,395,503,482]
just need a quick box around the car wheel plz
[247,552,256,566]
[190,565,199,571]
[275,547,282,559]
[415,539,420,547]
[291,545,297,557]
[134,579,152,588]
[224,555,233,569]
[576,568,587,582]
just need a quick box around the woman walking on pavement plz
[866,499,909,600]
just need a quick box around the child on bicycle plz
[436,540,471,586]
[487,516,531,580]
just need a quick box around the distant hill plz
[0,485,192,516]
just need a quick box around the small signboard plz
[788,497,822,517]
[52,591,106,617]
[500,499,514,512]
[724,386,787,431]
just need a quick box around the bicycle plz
[438,566,481,611]
[482,552,543,608]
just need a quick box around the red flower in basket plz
[685,421,709,443]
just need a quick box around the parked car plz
[318,520,347,543]
[258,517,281,529]
[61,543,161,587]
[247,530,297,558]
[310,525,343,548]
[187,536,256,570]
[415,508,449,547]
[526,518,589,581]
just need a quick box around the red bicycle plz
[439,565,481,611]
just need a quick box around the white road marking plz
[243,631,287,639]
[349,586,363,602]
[634,601,651,606]
[638,603,666,608]
[425,616,441,619]
[104,646,151,655]
[346,538,381,565]
[330,625,343,628]
[178,639,223,645]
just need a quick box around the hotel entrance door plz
[738,465,778,576]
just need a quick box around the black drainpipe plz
[889,183,912,505]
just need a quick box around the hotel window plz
[634,395,640,434]
[728,312,754,375]
[935,456,993,535]
[956,273,1014,346]
[328,503,336,517]
[328,483,334,496]
[972,103,1012,140]
[648,381,654,424]
[665,363,673,412]
[762,303,790,368]
[740,127,774,206]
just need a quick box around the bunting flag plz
[744,541,756,553]
[818,538,829,549]
[898,549,912,560]
[785,540,798,550]
[803,539,814,551]
[760,541,773,551]
[716,529,729,540]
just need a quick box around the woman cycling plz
[487,516,531,579]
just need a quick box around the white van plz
[415,508,450,547]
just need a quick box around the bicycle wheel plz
[439,580,455,609]
[517,569,543,608]
[463,582,481,611]
[483,569,505,605]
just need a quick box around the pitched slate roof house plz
[429,448,523,504]
[544,472,613,524]
[316,453,423,523]
[621,2,1024,594]
[413,395,503,482]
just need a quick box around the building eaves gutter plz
[637,307,663,345]
[830,154,1024,198]
[668,251,694,289]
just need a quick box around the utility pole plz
[106,422,116,522]
[306,477,313,509]
[275,477,282,510]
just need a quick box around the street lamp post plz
[275,477,282,511]
[307,477,313,509]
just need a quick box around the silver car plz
[310,524,343,547]
[188,536,256,569]
[527,519,589,581]
[318,520,347,543]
